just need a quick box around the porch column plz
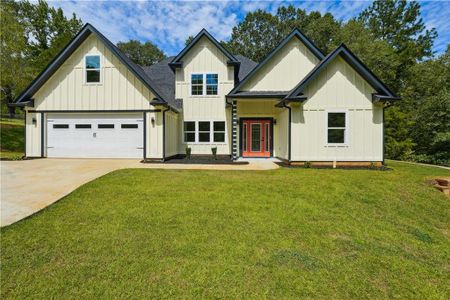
[232,100,238,160]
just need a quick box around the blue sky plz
[51,0,449,56]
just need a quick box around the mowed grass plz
[1,161,450,299]
[0,118,24,159]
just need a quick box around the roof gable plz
[286,44,398,101]
[228,28,325,95]
[169,29,239,69]
[15,23,178,109]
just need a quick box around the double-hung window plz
[85,55,101,83]
[198,121,211,142]
[327,112,347,144]
[191,74,218,96]
[206,74,218,95]
[213,121,225,142]
[184,121,196,142]
[191,74,203,95]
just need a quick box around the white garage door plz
[47,113,144,158]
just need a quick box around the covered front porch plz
[228,98,290,161]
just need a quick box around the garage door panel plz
[47,113,144,158]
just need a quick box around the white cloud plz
[49,0,449,55]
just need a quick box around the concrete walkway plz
[1,158,278,227]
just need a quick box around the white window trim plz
[183,121,196,143]
[84,54,102,85]
[182,120,227,145]
[325,109,349,146]
[189,73,219,97]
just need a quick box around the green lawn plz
[0,118,24,159]
[1,162,450,299]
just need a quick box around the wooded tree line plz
[1,0,448,165]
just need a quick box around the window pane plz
[251,124,261,151]
[328,113,345,127]
[214,133,225,142]
[265,123,270,150]
[199,121,210,131]
[214,121,225,131]
[206,74,218,84]
[199,132,210,142]
[75,124,91,129]
[184,132,195,142]
[191,85,203,95]
[191,74,203,84]
[53,124,69,129]
[86,70,100,83]
[121,124,138,129]
[328,129,345,143]
[85,55,100,69]
[98,124,114,129]
[184,121,195,131]
[206,85,218,95]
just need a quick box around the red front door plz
[241,119,271,157]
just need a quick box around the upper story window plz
[85,55,101,83]
[327,112,347,144]
[191,73,218,96]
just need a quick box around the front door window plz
[241,119,271,157]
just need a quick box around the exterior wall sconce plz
[151,117,155,127]
[32,117,37,125]
[273,119,277,125]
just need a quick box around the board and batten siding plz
[24,33,165,158]
[175,36,235,155]
[291,56,383,162]
[241,38,319,92]
[165,111,180,158]
[32,34,156,111]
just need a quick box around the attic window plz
[85,55,101,83]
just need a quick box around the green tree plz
[226,9,280,62]
[359,0,437,89]
[15,0,83,70]
[0,1,31,116]
[185,35,194,46]
[225,6,342,61]
[116,40,166,66]
[402,46,450,164]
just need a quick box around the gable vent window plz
[327,112,347,144]
[191,74,218,96]
[85,55,101,83]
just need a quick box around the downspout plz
[225,97,236,160]
[162,106,170,161]
[281,101,292,163]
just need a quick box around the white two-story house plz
[14,23,399,165]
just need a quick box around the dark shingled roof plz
[234,55,258,82]
[142,54,257,109]
[142,57,177,109]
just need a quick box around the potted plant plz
[185,147,191,159]
[211,147,217,160]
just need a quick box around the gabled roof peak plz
[169,28,239,70]
[285,43,398,101]
[228,27,325,96]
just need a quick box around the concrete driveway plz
[1,158,278,227]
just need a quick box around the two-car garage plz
[46,113,144,158]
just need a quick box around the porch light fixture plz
[151,117,155,126]
[32,117,37,125]
[273,119,277,125]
